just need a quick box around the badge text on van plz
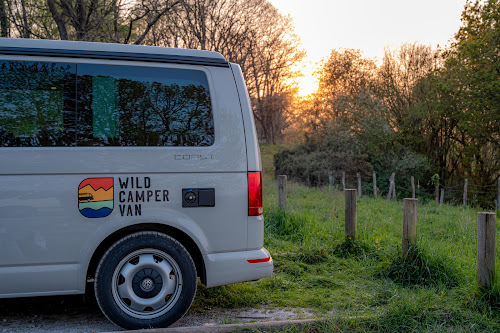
[118,177,169,216]
[174,154,213,160]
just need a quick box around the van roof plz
[0,38,229,67]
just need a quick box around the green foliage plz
[438,0,500,186]
[192,282,267,310]
[431,174,440,187]
[401,0,500,187]
[290,247,330,264]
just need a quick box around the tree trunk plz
[20,0,29,38]
[0,0,8,37]
[48,0,69,40]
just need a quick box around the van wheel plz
[94,232,197,329]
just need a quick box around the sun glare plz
[296,65,319,97]
[297,75,318,97]
[270,0,466,98]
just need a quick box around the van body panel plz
[204,248,272,288]
[0,172,247,295]
[0,264,79,296]
[247,215,265,251]
[230,64,262,172]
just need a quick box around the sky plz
[269,0,468,96]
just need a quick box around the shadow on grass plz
[380,245,462,288]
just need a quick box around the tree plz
[151,0,304,143]
[246,6,303,143]
[377,43,440,131]
[311,48,391,151]
[4,0,182,43]
[316,49,378,123]
[437,0,500,184]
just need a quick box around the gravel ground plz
[0,296,315,333]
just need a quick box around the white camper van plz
[0,38,272,329]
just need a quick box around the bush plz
[274,122,432,194]
[370,145,432,199]
[274,125,372,186]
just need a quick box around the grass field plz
[191,144,500,332]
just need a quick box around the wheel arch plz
[85,223,206,293]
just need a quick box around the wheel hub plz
[141,278,154,291]
[132,268,163,298]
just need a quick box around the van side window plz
[0,61,214,147]
[0,61,76,147]
[77,64,214,146]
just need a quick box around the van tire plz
[94,232,197,329]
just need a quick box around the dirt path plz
[0,296,315,333]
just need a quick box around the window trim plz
[0,46,230,68]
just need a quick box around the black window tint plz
[77,64,214,146]
[0,61,76,147]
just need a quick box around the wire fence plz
[314,171,500,210]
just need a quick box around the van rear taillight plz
[248,172,263,216]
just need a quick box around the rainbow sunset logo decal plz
[79,178,114,218]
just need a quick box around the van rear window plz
[0,60,214,147]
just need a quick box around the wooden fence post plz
[477,212,496,288]
[440,188,445,205]
[463,178,468,207]
[392,173,396,200]
[373,172,377,197]
[402,198,418,254]
[387,173,395,201]
[342,171,346,191]
[435,184,439,205]
[278,175,287,210]
[357,172,362,197]
[345,189,357,240]
[411,176,415,199]
[387,177,392,201]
